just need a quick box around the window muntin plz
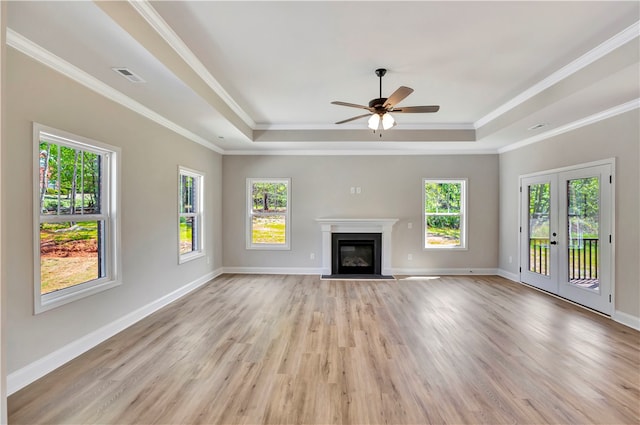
[247,178,291,250]
[34,124,120,313]
[423,179,467,249]
[179,167,204,262]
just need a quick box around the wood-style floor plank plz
[8,274,640,424]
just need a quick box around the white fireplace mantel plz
[316,218,399,276]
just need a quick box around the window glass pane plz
[425,182,461,213]
[180,175,196,214]
[252,215,286,244]
[39,143,102,216]
[80,151,101,214]
[252,182,288,213]
[426,215,461,246]
[179,216,196,254]
[40,220,104,295]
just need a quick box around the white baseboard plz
[613,310,640,331]
[223,267,500,277]
[390,267,498,276]
[7,268,223,395]
[223,266,323,275]
[497,268,520,282]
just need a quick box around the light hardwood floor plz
[9,274,640,424]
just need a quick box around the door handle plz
[550,241,557,245]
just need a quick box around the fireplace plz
[332,233,382,276]
[316,218,398,278]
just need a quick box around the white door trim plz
[519,158,615,315]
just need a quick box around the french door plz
[520,161,613,315]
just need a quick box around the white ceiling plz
[6,1,640,154]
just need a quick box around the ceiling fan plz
[331,68,440,131]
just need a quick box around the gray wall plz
[222,155,499,271]
[2,48,223,373]
[499,110,640,317]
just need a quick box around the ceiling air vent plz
[527,123,548,131]
[112,67,145,83]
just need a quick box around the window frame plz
[422,178,468,250]
[33,123,121,314]
[246,177,291,250]
[178,166,205,264]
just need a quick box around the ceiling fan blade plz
[331,101,372,111]
[383,86,414,109]
[335,113,372,124]
[391,105,440,113]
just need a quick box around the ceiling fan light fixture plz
[368,113,381,130]
[382,112,396,130]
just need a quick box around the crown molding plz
[6,29,224,154]
[498,98,640,154]
[128,0,256,129]
[223,150,497,156]
[253,122,476,131]
[475,20,640,129]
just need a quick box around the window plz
[423,179,467,249]
[34,123,120,313]
[246,178,291,250]
[179,167,204,263]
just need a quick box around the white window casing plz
[33,123,121,313]
[423,178,468,250]
[178,166,205,264]
[246,178,291,250]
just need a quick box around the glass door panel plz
[567,177,600,292]
[528,183,551,276]
[520,174,558,293]
[558,164,612,315]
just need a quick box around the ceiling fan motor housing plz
[369,98,388,110]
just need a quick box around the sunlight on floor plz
[397,276,441,281]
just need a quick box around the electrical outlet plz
[310,252,315,260]
[408,222,413,229]
[356,187,361,194]
[408,254,413,261]
[350,187,355,194]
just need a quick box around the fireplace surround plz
[316,218,398,278]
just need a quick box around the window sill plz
[423,246,468,251]
[246,244,291,251]
[179,251,205,264]
[36,279,122,314]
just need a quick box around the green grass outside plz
[40,221,99,294]
[426,226,461,245]
[180,220,194,254]
[41,221,97,243]
[252,216,286,244]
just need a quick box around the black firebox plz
[330,233,382,277]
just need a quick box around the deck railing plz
[528,238,598,280]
